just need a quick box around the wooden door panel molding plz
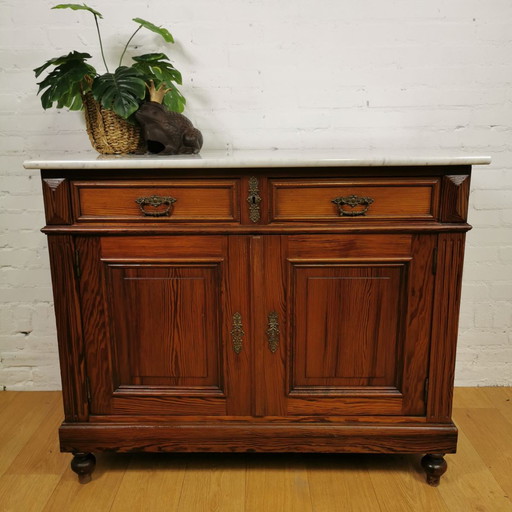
[77,235,242,417]
[290,262,406,388]
[264,233,436,417]
[286,234,412,258]
[110,396,227,416]
[105,262,224,391]
[286,397,404,416]
[289,386,403,398]
[101,235,227,259]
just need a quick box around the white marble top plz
[23,149,491,170]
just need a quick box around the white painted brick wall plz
[1,0,511,389]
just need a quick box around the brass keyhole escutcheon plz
[247,176,261,223]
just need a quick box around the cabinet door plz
[76,235,251,418]
[254,234,436,417]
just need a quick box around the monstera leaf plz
[92,66,146,118]
[52,3,103,18]
[132,18,174,42]
[132,53,185,112]
[35,51,96,110]
[132,53,182,84]
[161,83,186,113]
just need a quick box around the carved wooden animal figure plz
[135,101,203,155]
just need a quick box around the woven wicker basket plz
[82,93,146,155]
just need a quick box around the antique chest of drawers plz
[25,150,491,484]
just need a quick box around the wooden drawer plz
[71,180,240,223]
[269,178,440,222]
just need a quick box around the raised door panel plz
[255,234,435,417]
[293,264,404,388]
[77,235,250,418]
[107,264,221,389]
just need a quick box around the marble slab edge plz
[23,152,492,170]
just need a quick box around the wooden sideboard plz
[26,151,490,485]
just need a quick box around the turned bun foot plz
[71,452,96,484]
[421,453,447,486]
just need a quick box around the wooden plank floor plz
[0,388,511,512]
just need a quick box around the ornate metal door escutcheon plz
[247,176,261,223]
[266,311,280,353]
[135,195,177,217]
[231,312,244,354]
[331,194,374,217]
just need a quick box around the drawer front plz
[71,180,240,223]
[269,178,440,222]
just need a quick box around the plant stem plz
[119,25,142,67]
[94,14,110,73]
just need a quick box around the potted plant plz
[34,3,187,154]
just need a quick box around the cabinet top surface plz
[23,149,491,170]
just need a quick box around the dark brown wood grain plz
[39,163,472,483]
[291,263,403,386]
[269,178,440,222]
[225,236,252,415]
[77,235,254,417]
[41,223,473,235]
[107,264,222,388]
[400,234,437,415]
[75,236,113,414]
[86,413,431,424]
[71,179,240,223]
[440,175,470,222]
[46,235,88,422]
[253,235,288,416]
[427,233,466,421]
[42,178,72,225]
[59,422,458,454]
[277,234,434,417]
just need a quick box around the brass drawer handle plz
[135,195,177,217]
[266,311,280,353]
[331,194,374,217]
[231,312,244,354]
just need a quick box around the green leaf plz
[132,53,182,85]
[34,51,92,78]
[52,3,103,18]
[162,83,186,113]
[35,51,96,110]
[132,18,174,43]
[131,53,185,112]
[132,53,168,62]
[92,66,146,118]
